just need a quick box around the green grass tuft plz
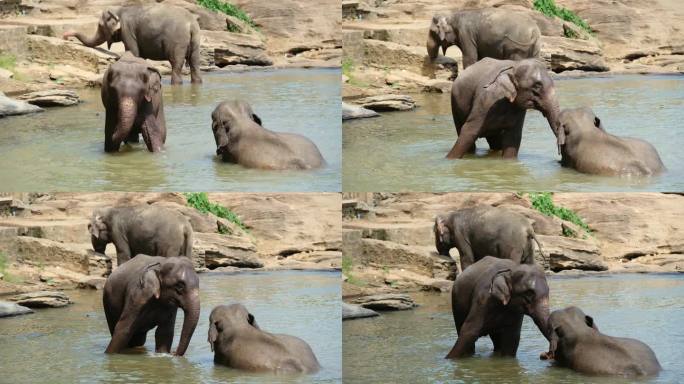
[342,255,366,286]
[342,58,354,78]
[0,252,22,283]
[533,0,593,37]
[196,0,256,32]
[0,54,16,71]
[184,192,247,232]
[528,192,591,237]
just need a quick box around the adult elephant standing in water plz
[427,8,541,69]
[447,58,564,159]
[103,255,200,355]
[211,100,326,170]
[63,5,202,84]
[101,52,166,153]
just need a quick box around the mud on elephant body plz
[427,8,541,69]
[89,205,194,266]
[64,5,202,84]
[434,205,543,271]
[208,303,321,374]
[103,255,200,356]
[542,306,661,377]
[559,107,665,176]
[101,52,166,153]
[211,100,326,170]
[448,58,564,159]
[447,256,551,359]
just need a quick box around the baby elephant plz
[541,306,661,377]
[447,256,551,359]
[89,205,194,266]
[434,205,543,271]
[559,107,665,176]
[211,100,326,170]
[208,303,321,374]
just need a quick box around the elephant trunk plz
[71,28,107,48]
[426,34,440,60]
[113,96,137,144]
[530,296,551,341]
[175,289,200,356]
[542,89,564,153]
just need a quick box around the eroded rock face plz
[193,232,261,270]
[541,36,609,73]
[11,291,72,308]
[201,30,272,67]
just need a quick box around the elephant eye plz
[175,281,185,292]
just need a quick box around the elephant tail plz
[183,227,194,258]
[530,232,546,264]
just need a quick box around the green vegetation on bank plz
[0,252,22,284]
[184,192,247,233]
[533,0,592,38]
[342,255,366,286]
[528,192,591,237]
[341,58,370,88]
[0,54,16,71]
[196,0,256,32]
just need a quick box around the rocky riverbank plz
[0,192,341,296]
[0,0,341,96]
[342,0,684,98]
[342,192,684,301]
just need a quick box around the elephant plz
[434,205,544,271]
[446,256,551,359]
[101,52,166,153]
[211,100,326,170]
[447,58,564,159]
[208,303,321,374]
[559,107,665,176]
[88,205,194,266]
[540,306,661,377]
[427,8,541,69]
[63,5,202,84]
[103,255,200,355]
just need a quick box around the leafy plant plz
[342,57,354,78]
[533,0,593,37]
[184,192,247,232]
[196,0,256,32]
[528,192,591,237]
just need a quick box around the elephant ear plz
[434,15,450,42]
[89,214,105,239]
[484,67,517,103]
[490,270,511,305]
[145,67,162,102]
[139,262,161,300]
[208,321,219,352]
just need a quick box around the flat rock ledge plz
[351,293,417,311]
[0,300,33,318]
[16,90,80,107]
[343,302,380,320]
[342,102,380,120]
[355,95,416,112]
[11,290,72,308]
[0,92,43,118]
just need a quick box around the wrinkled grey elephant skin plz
[64,5,202,84]
[427,8,541,69]
[101,53,166,153]
[446,257,551,359]
[212,100,326,170]
[447,58,564,159]
[559,107,665,176]
[208,303,321,374]
[434,205,544,271]
[89,205,194,266]
[542,306,661,377]
[103,255,200,356]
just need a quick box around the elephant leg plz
[104,106,121,152]
[106,310,137,353]
[155,310,176,353]
[446,118,483,159]
[500,116,525,159]
[128,331,148,348]
[125,128,140,144]
[490,332,503,352]
[103,299,118,336]
[486,133,503,151]
[495,319,523,357]
[141,114,163,152]
[169,49,185,85]
[451,97,475,154]
[446,307,485,358]
[187,42,202,84]
[459,42,478,69]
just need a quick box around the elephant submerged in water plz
[427,8,541,69]
[64,5,202,84]
[434,205,544,271]
[559,107,665,176]
[103,255,200,355]
[447,58,564,159]
[89,205,194,266]
[208,303,321,374]
[541,306,661,377]
[211,100,326,170]
[447,257,551,359]
[101,52,166,153]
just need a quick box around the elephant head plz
[88,208,111,253]
[142,257,200,356]
[434,215,452,256]
[208,303,260,352]
[544,306,598,360]
[427,14,456,59]
[63,8,121,48]
[490,263,551,339]
[106,54,163,151]
[211,100,263,160]
[485,59,565,152]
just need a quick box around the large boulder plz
[0,300,33,318]
[342,102,379,120]
[355,94,416,111]
[541,36,609,73]
[201,30,272,67]
[11,290,72,308]
[351,293,417,311]
[193,232,261,270]
[343,302,379,320]
[537,235,607,272]
[0,91,43,118]
[16,90,80,107]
